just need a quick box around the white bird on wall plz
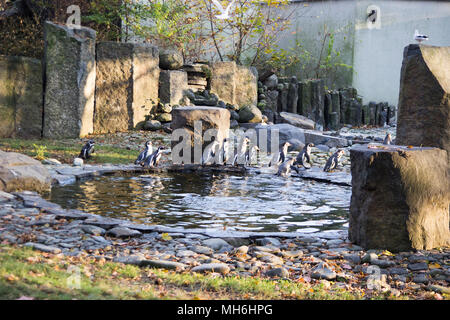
[211,0,236,20]
[414,30,429,43]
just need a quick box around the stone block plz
[287,76,298,114]
[94,42,159,133]
[349,144,450,251]
[43,21,96,139]
[159,70,188,106]
[171,106,230,164]
[210,61,236,106]
[298,80,312,118]
[0,55,43,138]
[235,65,258,108]
[396,44,450,166]
[310,79,325,128]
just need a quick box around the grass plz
[0,138,138,165]
[0,245,404,300]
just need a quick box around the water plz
[48,172,351,234]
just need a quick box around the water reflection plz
[49,172,351,233]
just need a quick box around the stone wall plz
[94,42,159,134]
[43,22,96,139]
[0,55,43,138]
[396,44,450,166]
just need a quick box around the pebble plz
[141,260,187,271]
[311,262,336,280]
[256,237,281,246]
[191,263,230,275]
[81,225,106,236]
[408,262,428,271]
[202,238,230,251]
[106,227,142,238]
[24,242,62,254]
[412,274,429,284]
[265,267,290,278]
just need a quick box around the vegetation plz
[0,245,410,300]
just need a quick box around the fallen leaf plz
[429,263,441,269]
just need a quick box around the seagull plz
[414,30,429,43]
[211,0,236,20]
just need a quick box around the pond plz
[48,172,351,234]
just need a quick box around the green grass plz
[0,138,138,165]
[0,245,409,300]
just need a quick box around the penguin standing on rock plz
[277,157,296,177]
[295,143,314,168]
[79,140,95,160]
[383,133,392,145]
[135,141,153,165]
[142,146,165,168]
[270,142,291,167]
[233,137,250,166]
[221,138,231,165]
[323,149,345,172]
[202,140,220,165]
[244,145,260,166]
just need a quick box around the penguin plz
[221,138,231,165]
[323,149,345,172]
[276,157,296,177]
[233,137,250,166]
[142,146,165,168]
[269,142,291,167]
[79,140,95,160]
[383,133,392,145]
[135,141,153,165]
[202,140,220,165]
[244,145,260,166]
[295,143,314,168]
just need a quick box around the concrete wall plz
[353,0,450,105]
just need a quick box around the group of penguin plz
[77,132,394,176]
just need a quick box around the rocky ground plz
[1,124,449,300]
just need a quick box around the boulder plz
[396,44,450,167]
[254,123,306,153]
[159,70,188,105]
[264,74,278,89]
[94,42,159,133]
[0,55,43,138]
[278,112,315,130]
[144,120,162,131]
[157,113,172,123]
[238,105,262,123]
[171,106,230,164]
[159,49,183,70]
[0,151,51,193]
[43,21,96,139]
[349,144,450,252]
[235,65,258,108]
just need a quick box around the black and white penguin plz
[202,140,220,165]
[323,149,345,172]
[244,145,260,166]
[233,137,250,166]
[135,141,153,165]
[79,140,95,160]
[383,133,392,145]
[295,143,314,168]
[276,157,296,177]
[142,146,165,168]
[269,142,291,167]
[221,138,231,165]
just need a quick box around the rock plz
[43,22,96,138]
[0,55,43,139]
[370,259,396,268]
[142,260,187,270]
[202,238,230,251]
[361,252,378,263]
[144,120,162,131]
[210,61,257,108]
[349,144,450,252]
[42,158,62,165]
[278,112,315,130]
[24,242,61,254]
[171,106,230,164]
[256,237,281,246]
[254,123,305,153]
[311,262,336,280]
[158,103,173,114]
[304,130,348,148]
[191,263,230,274]
[412,274,429,284]
[264,74,278,89]
[343,254,361,264]
[238,105,262,123]
[287,76,299,113]
[94,42,159,133]
[233,246,249,255]
[427,284,450,294]
[159,70,188,105]
[191,245,213,255]
[265,267,289,278]
[159,49,183,70]
[73,158,83,166]
[106,226,142,238]
[81,225,106,236]
[156,113,172,123]
[396,44,450,167]
[408,262,429,271]
[0,151,51,193]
